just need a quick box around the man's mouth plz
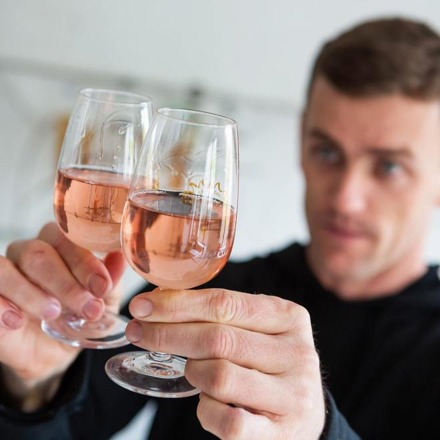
[323,221,368,240]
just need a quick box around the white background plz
[2,1,440,438]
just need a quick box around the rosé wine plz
[54,167,130,252]
[121,190,236,289]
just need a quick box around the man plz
[1,16,440,439]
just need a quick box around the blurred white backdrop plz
[2,1,440,438]
[2,0,440,261]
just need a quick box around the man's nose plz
[330,169,368,215]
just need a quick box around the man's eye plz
[312,144,340,164]
[377,159,402,176]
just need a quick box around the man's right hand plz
[0,222,126,410]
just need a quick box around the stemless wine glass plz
[41,88,153,349]
[105,108,239,397]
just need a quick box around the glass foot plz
[41,310,130,349]
[105,351,200,398]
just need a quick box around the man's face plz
[302,77,440,291]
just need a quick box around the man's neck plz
[305,246,428,301]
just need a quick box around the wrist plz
[0,364,63,413]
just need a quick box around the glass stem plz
[152,287,173,363]
[149,351,172,362]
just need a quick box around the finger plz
[7,239,104,320]
[38,222,113,297]
[0,255,61,322]
[129,288,312,338]
[125,320,316,374]
[197,392,274,440]
[186,359,292,416]
[0,295,24,330]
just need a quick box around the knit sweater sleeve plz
[0,350,91,440]
[0,298,150,440]
[321,390,361,440]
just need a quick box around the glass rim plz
[79,88,153,106]
[156,107,237,127]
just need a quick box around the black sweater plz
[2,243,440,439]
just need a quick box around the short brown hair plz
[306,17,440,101]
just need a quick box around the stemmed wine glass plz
[105,108,239,397]
[41,88,153,349]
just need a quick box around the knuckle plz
[293,376,321,415]
[285,301,312,330]
[15,241,49,275]
[303,345,321,372]
[197,394,246,440]
[208,360,234,397]
[259,295,312,334]
[205,325,235,359]
[196,400,207,429]
[221,408,246,440]
[290,341,321,372]
[210,289,243,323]
[283,346,322,415]
[306,346,321,371]
[149,324,168,351]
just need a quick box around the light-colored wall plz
[2,0,440,103]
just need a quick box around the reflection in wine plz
[54,167,130,252]
[121,190,236,289]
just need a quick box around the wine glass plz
[41,88,153,349]
[105,108,239,397]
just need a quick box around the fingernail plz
[126,321,143,343]
[2,310,23,329]
[83,298,103,320]
[43,300,61,320]
[131,298,153,318]
[88,274,108,297]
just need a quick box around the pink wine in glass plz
[121,190,236,289]
[54,167,130,253]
